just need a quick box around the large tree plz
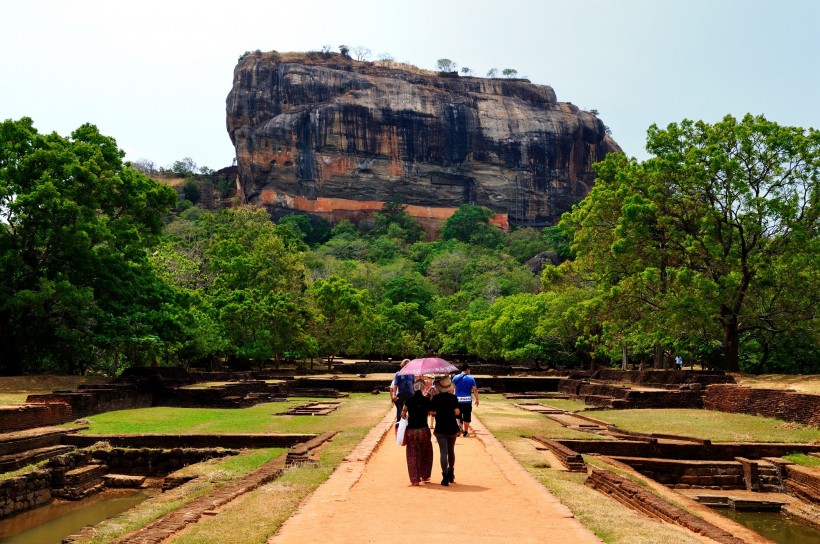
[308,275,370,368]
[153,207,310,368]
[0,118,178,374]
[565,114,819,371]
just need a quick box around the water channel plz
[0,489,156,544]
[719,509,820,544]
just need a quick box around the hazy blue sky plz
[3,0,819,170]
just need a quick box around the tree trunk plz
[621,346,628,370]
[723,320,740,372]
[653,344,663,369]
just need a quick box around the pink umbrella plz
[397,357,458,376]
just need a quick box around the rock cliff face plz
[226,52,621,231]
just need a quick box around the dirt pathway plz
[269,411,601,543]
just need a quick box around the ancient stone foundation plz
[586,468,746,544]
[704,385,820,428]
[0,403,72,432]
[0,470,51,517]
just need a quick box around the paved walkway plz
[270,411,601,543]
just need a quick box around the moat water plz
[719,509,820,544]
[0,489,154,544]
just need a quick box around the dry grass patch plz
[733,373,820,395]
[170,463,334,544]
[0,375,110,404]
[480,395,609,440]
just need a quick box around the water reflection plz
[720,509,820,544]
[0,489,153,544]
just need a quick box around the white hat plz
[435,377,454,394]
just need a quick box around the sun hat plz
[435,376,454,394]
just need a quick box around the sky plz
[3,0,820,171]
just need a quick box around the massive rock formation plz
[226,52,621,231]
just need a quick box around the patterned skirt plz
[405,427,433,484]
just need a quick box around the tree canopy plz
[562,114,820,371]
[2,114,816,376]
[0,118,178,374]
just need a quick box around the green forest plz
[1,114,818,376]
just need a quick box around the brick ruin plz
[2,366,820,536]
[527,401,820,534]
[704,384,820,428]
[0,426,319,519]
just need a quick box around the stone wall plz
[0,445,247,519]
[703,385,820,428]
[610,457,745,489]
[558,380,704,409]
[63,433,315,450]
[292,376,563,393]
[90,447,238,475]
[555,439,820,461]
[155,381,288,408]
[622,390,704,409]
[0,403,72,433]
[0,469,52,518]
[27,384,152,419]
[558,380,630,399]
[586,468,745,544]
[784,464,820,502]
[592,370,735,386]
[530,437,586,472]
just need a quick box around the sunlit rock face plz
[226,52,621,232]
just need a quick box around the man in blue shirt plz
[453,364,479,437]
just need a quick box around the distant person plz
[453,364,479,437]
[401,379,433,486]
[431,376,460,486]
[675,355,683,371]
[390,359,414,429]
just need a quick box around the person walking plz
[431,376,460,486]
[401,379,433,486]
[390,359,414,429]
[453,364,479,437]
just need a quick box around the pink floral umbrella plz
[397,357,458,376]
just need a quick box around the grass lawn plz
[587,408,820,443]
[75,396,367,435]
[783,453,820,468]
